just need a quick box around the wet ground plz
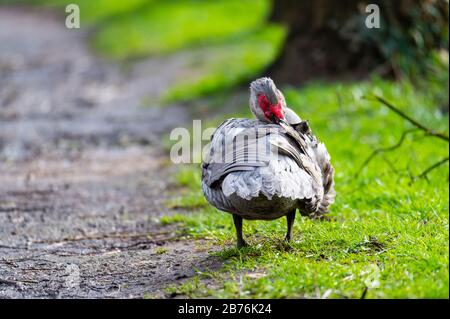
[0,6,220,298]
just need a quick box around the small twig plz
[358,95,449,181]
[381,156,400,175]
[363,95,449,142]
[360,286,369,299]
[413,157,449,181]
[356,129,418,177]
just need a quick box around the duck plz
[201,77,335,248]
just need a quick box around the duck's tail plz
[313,141,336,216]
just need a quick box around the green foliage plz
[163,78,449,298]
[92,0,272,59]
[359,1,448,78]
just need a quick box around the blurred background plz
[2,0,449,103]
[0,0,448,298]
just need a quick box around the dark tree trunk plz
[267,0,448,84]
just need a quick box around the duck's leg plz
[232,214,247,248]
[285,209,296,242]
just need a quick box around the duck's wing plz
[202,119,273,187]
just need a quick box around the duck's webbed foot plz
[232,214,248,248]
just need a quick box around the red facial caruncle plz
[257,94,284,121]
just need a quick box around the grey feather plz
[284,107,302,125]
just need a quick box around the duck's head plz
[249,77,286,124]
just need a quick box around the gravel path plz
[0,6,219,298]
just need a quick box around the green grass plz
[161,78,449,298]
[93,0,272,59]
[155,247,168,255]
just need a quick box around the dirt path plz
[0,7,219,298]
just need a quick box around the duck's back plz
[201,118,323,220]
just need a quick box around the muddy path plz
[0,7,220,298]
